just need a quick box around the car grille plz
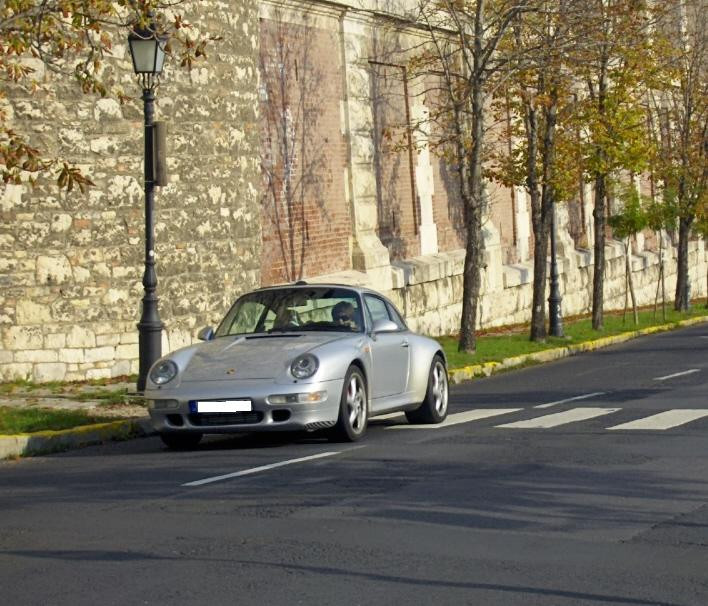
[188,412,263,426]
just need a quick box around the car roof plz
[253,282,381,296]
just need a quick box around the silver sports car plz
[145,283,449,449]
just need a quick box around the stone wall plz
[387,222,707,337]
[0,2,262,382]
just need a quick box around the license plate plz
[190,400,252,413]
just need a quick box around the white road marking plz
[535,392,606,409]
[372,412,406,420]
[496,407,621,429]
[608,410,708,431]
[183,451,344,487]
[386,408,522,430]
[654,369,700,381]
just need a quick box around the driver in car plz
[331,301,360,331]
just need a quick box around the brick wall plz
[258,16,352,285]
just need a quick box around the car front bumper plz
[146,378,344,434]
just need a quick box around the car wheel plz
[159,432,203,450]
[329,366,368,442]
[405,354,448,424]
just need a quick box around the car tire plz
[159,431,203,450]
[328,366,368,442]
[405,354,449,424]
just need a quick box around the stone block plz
[84,346,115,363]
[115,344,138,360]
[44,333,66,349]
[15,349,59,363]
[33,363,67,382]
[111,360,132,378]
[97,333,121,347]
[66,325,96,348]
[4,326,44,350]
[36,255,72,285]
[16,299,52,325]
[86,368,112,380]
[59,348,85,363]
[0,363,33,381]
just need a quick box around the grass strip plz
[0,407,119,435]
[441,307,707,369]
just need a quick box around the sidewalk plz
[2,314,706,460]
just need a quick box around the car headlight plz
[290,354,319,379]
[149,360,178,385]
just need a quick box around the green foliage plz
[644,191,678,233]
[608,183,648,239]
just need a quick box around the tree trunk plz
[627,239,638,324]
[523,98,547,341]
[458,82,485,353]
[674,215,692,310]
[592,173,606,329]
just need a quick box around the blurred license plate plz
[195,400,252,413]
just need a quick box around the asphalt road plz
[1,322,707,606]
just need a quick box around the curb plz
[448,315,708,385]
[0,418,155,460]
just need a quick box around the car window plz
[385,301,407,330]
[215,287,365,336]
[224,300,267,334]
[364,295,391,326]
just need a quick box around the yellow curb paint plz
[449,315,708,384]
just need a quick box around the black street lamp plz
[548,202,564,337]
[128,22,168,392]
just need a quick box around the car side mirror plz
[371,319,398,334]
[197,326,214,341]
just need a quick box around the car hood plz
[180,333,349,382]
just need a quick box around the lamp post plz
[128,23,168,392]
[548,202,564,337]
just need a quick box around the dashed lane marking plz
[535,392,606,409]
[386,408,522,430]
[182,451,345,487]
[654,369,700,381]
[608,409,708,431]
[496,407,621,429]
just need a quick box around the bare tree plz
[259,10,328,283]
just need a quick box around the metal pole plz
[548,203,564,337]
[136,87,163,391]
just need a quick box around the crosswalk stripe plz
[607,410,708,431]
[386,408,522,430]
[496,407,621,429]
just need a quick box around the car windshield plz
[214,287,365,337]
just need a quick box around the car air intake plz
[271,410,291,422]
[188,412,263,426]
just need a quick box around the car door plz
[364,294,410,398]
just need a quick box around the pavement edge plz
[0,418,155,460]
